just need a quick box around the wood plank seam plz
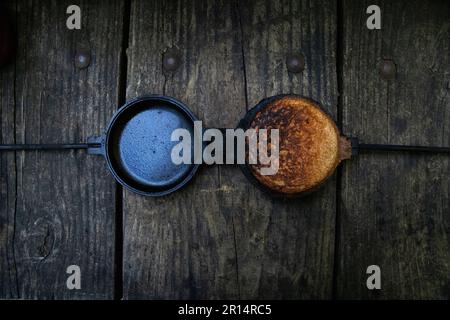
[114,0,132,301]
[11,0,20,298]
[332,0,344,300]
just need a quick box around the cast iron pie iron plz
[100,96,200,196]
[1,94,449,197]
[238,95,352,197]
[0,95,200,197]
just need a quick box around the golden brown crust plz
[249,96,341,194]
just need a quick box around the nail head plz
[163,49,180,72]
[74,50,91,69]
[286,54,305,73]
[380,59,396,80]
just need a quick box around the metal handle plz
[0,143,99,151]
[351,137,450,154]
[0,136,105,155]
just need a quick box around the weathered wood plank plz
[124,0,338,299]
[0,5,18,298]
[123,0,244,299]
[0,0,124,299]
[234,0,338,299]
[338,0,450,299]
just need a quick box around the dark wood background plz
[0,0,448,299]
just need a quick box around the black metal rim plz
[237,94,337,199]
[104,95,200,197]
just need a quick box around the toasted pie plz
[249,96,351,194]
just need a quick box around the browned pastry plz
[249,96,350,194]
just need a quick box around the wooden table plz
[0,0,448,299]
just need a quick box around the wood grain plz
[1,0,448,300]
[0,0,124,299]
[123,0,338,299]
[0,4,17,298]
[123,0,244,299]
[338,0,450,299]
[234,0,338,299]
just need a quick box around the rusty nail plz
[379,59,396,80]
[286,53,305,73]
[74,50,91,69]
[163,49,180,72]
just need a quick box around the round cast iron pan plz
[99,95,200,197]
[236,94,337,198]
